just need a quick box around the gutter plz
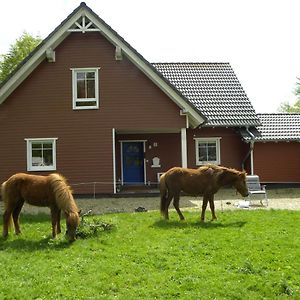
[242,127,255,175]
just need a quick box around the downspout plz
[242,127,255,175]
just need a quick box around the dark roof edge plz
[257,112,300,115]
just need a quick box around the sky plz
[1,0,300,113]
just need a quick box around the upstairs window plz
[25,138,57,171]
[71,68,100,109]
[195,137,221,165]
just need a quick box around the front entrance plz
[122,141,145,185]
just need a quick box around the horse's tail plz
[48,173,78,213]
[1,181,13,229]
[159,173,168,217]
[1,181,7,204]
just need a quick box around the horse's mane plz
[48,173,79,214]
[200,164,246,176]
[198,164,246,186]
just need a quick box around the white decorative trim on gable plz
[115,46,123,61]
[68,15,100,33]
[46,48,56,62]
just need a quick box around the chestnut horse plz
[1,173,80,241]
[160,164,249,221]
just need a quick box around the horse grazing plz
[1,173,80,241]
[160,164,249,221]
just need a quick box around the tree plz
[0,32,41,83]
[278,77,300,112]
[295,77,300,99]
[278,100,300,113]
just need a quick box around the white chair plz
[246,175,268,206]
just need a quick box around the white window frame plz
[25,138,58,171]
[71,67,100,110]
[194,137,221,165]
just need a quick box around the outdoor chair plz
[246,175,268,206]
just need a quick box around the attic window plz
[68,16,100,33]
[71,68,100,110]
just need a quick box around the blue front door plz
[122,142,144,184]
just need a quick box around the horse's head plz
[234,171,249,197]
[65,211,80,242]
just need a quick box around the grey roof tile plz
[152,63,260,127]
[241,113,300,141]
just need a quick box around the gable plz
[0,2,205,128]
[2,31,188,131]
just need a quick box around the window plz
[71,68,100,109]
[195,137,221,165]
[25,138,57,171]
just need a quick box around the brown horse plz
[1,173,80,241]
[160,164,249,221]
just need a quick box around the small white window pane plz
[76,101,97,107]
[86,72,95,79]
[43,150,53,166]
[77,80,85,98]
[87,80,95,98]
[76,72,85,80]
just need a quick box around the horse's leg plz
[12,200,24,235]
[50,208,59,238]
[57,209,61,234]
[164,194,173,220]
[208,195,217,221]
[173,193,185,221]
[2,208,13,238]
[200,195,209,222]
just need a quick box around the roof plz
[152,63,260,127]
[0,2,205,128]
[241,113,300,142]
[0,3,260,129]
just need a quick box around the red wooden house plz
[1,3,296,195]
[240,113,300,184]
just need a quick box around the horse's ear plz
[239,171,247,177]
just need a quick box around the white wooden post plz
[112,128,116,194]
[181,128,187,168]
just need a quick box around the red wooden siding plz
[187,127,249,171]
[0,32,186,194]
[253,142,300,183]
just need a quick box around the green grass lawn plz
[0,209,299,299]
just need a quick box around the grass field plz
[0,209,299,299]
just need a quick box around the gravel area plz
[1,189,300,216]
[74,195,300,215]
